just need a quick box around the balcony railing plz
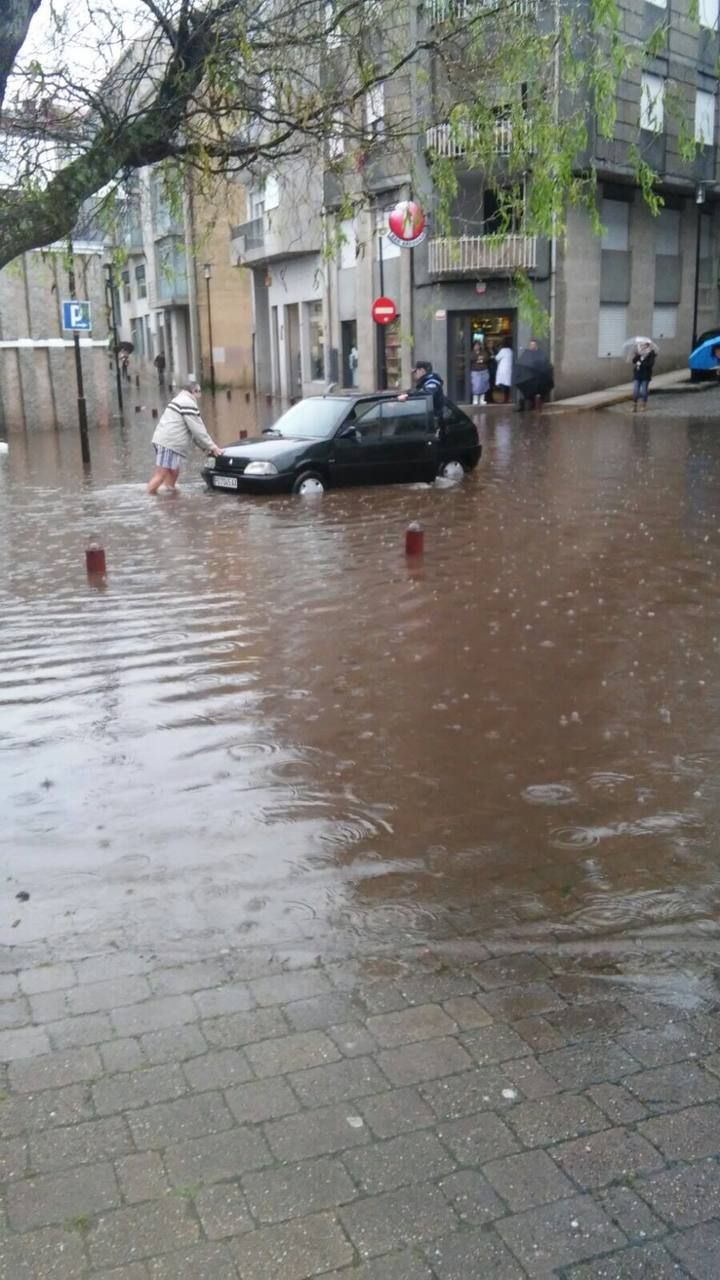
[428,233,537,273]
[428,0,535,21]
[232,216,265,256]
[426,119,514,158]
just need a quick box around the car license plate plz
[213,475,238,489]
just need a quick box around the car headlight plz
[205,455,216,469]
[245,461,278,476]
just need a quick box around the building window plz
[328,119,345,158]
[339,219,357,269]
[265,176,280,211]
[600,198,630,250]
[652,305,677,339]
[598,303,627,357]
[121,269,131,302]
[250,191,265,221]
[307,300,325,380]
[135,263,147,300]
[641,72,665,133]
[699,0,718,28]
[655,207,680,254]
[364,85,385,139]
[695,89,716,145]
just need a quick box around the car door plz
[379,397,438,483]
[329,400,387,487]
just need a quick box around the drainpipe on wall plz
[183,180,201,379]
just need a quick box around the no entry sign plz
[372,296,397,326]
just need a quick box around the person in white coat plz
[147,381,222,494]
[494,338,513,404]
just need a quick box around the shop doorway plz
[448,310,514,403]
[285,303,302,398]
[342,320,358,388]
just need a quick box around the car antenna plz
[324,382,337,397]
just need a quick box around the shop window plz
[383,317,402,389]
[307,300,325,380]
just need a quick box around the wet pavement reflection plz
[2,388,720,1003]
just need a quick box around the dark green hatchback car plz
[202,393,481,496]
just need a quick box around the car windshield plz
[266,399,350,439]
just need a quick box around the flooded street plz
[2,389,720,999]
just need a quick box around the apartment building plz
[114,171,253,387]
[234,0,720,401]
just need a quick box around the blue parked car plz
[689,328,720,381]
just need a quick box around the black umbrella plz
[514,347,553,399]
[116,341,134,354]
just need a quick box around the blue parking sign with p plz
[62,300,92,331]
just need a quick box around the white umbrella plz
[622,337,659,362]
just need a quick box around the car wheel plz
[437,459,466,481]
[292,471,326,496]
[690,369,703,383]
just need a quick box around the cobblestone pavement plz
[0,936,718,1278]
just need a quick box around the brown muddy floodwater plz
[1,389,720,1001]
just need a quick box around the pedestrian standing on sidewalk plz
[631,340,656,411]
[470,341,490,405]
[494,337,513,404]
[154,351,166,388]
[147,380,222,495]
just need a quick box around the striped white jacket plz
[151,391,216,457]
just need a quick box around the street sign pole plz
[67,244,91,466]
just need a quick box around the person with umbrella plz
[624,338,658,412]
[514,338,553,411]
[117,340,133,382]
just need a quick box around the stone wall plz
[0,248,110,434]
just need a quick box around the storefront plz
[448,310,515,403]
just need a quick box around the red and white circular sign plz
[387,200,427,249]
[371,296,398,326]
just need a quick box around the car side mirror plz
[338,425,360,441]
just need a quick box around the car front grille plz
[215,457,249,475]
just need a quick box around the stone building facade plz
[0,243,110,434]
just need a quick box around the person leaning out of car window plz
[148,380,223,495]
[397,361,446,417]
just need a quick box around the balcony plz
[428,233,537,274]
[232,217,265,256]
[426,119,514,158]
[230,212,322,265]
[428,0,534,21]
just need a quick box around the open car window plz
[380,399,432,439]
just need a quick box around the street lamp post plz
[204,262,216,396]
[692,184,706,352]
[105,263,124,415]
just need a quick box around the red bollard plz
[405,522,424,556]
[86,543,106,575]
[240,429,248,439]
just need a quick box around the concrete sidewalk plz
[551,367,694,411]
